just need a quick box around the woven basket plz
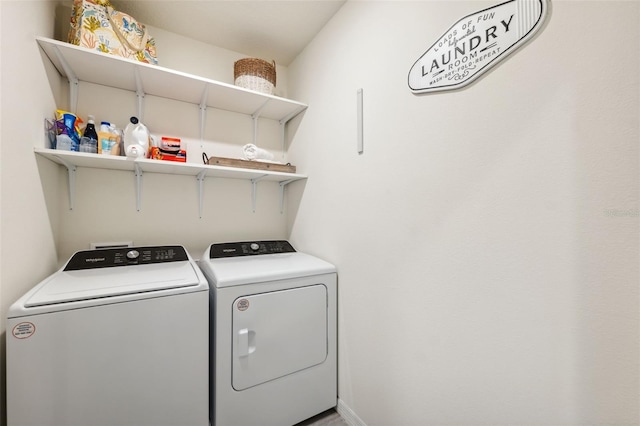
[234,58,276,95]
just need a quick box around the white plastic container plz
[123,117,150,158]
[56,134,73,151]
[98,121,117,155]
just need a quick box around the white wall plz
[0,2,293,423]
[287,1,639,425]
[1,2,62,423]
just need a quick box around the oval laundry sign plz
[408,0,549,94]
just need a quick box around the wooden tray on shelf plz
[206,156,296,173]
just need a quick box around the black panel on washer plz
[64,246,189,270]
[209,240,296,258]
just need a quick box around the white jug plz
[123,116,150,158]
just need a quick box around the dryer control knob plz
[250,243,260,251]
[126,250,140,259]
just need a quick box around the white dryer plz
[198,240,337,426]
[7,246,209,426]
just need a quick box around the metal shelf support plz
[278,179,297,214]
[134,67,145,120]
[251,174,268,212]
[134,163,143,211]
[199,86,209,141]
[278,105,306,160]
[54,154,77,210]
[251,99,270,146]
[280,121,286,161]
[196,170,207,218]
[52,45,79,113]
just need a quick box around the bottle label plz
[100,137,114,154]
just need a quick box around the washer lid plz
[24,261,202,307]
[201,251,336,288]
[23,246,203,308]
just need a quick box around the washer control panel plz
[64,246,189,270]
[209,240,296,258]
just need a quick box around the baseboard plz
[337,399,367,426]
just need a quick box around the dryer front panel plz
[231,284,327,391]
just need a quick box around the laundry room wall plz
[1,2,62,422]
[287,1,639,425]
[0,2,295,423]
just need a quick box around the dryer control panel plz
[64,246,189,270]
[209,240,296,258]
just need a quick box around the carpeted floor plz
[295,409,349,426]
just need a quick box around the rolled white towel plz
[242,143,274,161]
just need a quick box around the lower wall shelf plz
[35,148,307,216]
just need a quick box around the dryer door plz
[232,284,327,391]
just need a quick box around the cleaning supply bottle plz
[123,116,150,158]
[56,134,74,151]
[55,111,81,151]
[98,121,109,154]
[98,121,118,155]
[108,123,122,156]
[79,115,98,153]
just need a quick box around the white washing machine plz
[198,240,337,426]
[6,245,209,426]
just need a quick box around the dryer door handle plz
[237,328,256,357]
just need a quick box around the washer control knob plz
[126,250,139,259]
[250,243,260,251]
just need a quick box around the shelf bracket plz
[54,154,77,210]
[52,45,79,113]
[278,179,297,214]
[196,170,207,218]
[250,174,268,213]
[134,67,145,120]
[280,121,286,161]
[278,105,307,125]
[278,105,306,161]
[199,85,209,141]
[134,163,143,211]
[251,99,270,146]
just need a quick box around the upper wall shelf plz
[36,37,307,123]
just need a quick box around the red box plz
[149,147,187,162]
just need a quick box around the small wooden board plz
[206,156,296,173]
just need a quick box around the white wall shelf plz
[36,37,309,216]
[36,37,307,125]
[36,148,306,217]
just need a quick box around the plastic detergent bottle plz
[98,122,109,154]
[56,134,74,151]
[108,123,122,155]
[98,121,116,155]
[65,112,80,151]
[79,115,98,153]
[56,112,80,151]
[123,116,150,158]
